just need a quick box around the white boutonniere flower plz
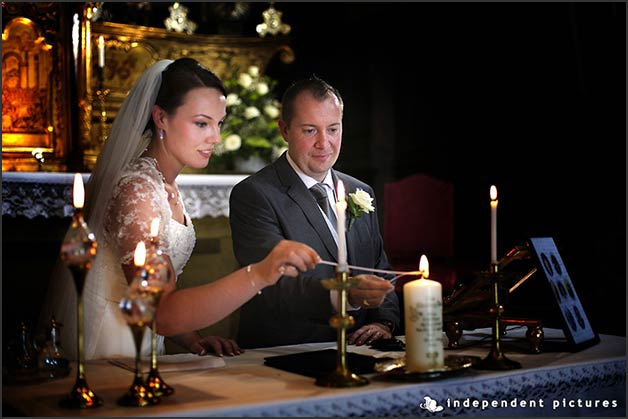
[347,188,375,231]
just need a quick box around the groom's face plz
[280,91,343,182]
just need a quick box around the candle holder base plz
[473,267,522,371]
[475,351,521,370]
[117,375,160,407]
[315,370,369,388]
[317,271,369,388]
[58,377,103,409]
[146,370,174,397]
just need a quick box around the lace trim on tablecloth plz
[2,179,75,218]
[2,176,242,219]
[203,359,625,417]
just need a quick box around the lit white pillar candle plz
[403,255,444,372]
[97,35,105,68]
[490,185,498,264]
[335,180,347,272]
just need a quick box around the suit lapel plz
[275,156,339,260]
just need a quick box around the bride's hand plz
[190,335,243,357]
[253,240,320,286]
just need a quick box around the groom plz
[229,76,400,348]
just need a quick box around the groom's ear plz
[278,119,289,140]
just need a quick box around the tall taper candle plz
[490,185,498,264]
[97,36,105,68]
[335,180,347,272]
[73,173,84,209]
[403,255,444,372]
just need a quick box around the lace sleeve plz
[104,162,171,267]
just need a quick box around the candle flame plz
[98,35,104,49]
[419,254,429,278]
[134,241,146,267]
[337,180,345,202]
[72,173,84,209]
[490,185,497,201]
[150,217,160,238]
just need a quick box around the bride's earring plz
[159,129,165,141]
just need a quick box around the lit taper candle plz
[97,36,105,68]
[490,185,498,264]
[134,241,146,274]
[150,217,160,240]
[335,180,348,272]
[73,173,84,209]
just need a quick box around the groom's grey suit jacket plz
[229,153,400,348]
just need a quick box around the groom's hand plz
[348,274,394,308]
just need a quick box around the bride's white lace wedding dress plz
[43,157,196,360]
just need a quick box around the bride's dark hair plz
[145,58,226,133]
[86,58,227,237]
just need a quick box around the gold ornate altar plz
[2,3,293,172]
[1,3,72,172]
[82,20,293,169]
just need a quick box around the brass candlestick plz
[118,286,160,407]
[316,270,369,387]
[144,235,174,397]
[474,263,522,370]
[145,317,173,397]
[96,88,110,144]
[95,67,110,145]
[58,209,103,409]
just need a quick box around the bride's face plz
[163,87,227,170]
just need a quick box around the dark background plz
[88,1,628,336]
[8,2,627,337]
[254,2,624,336]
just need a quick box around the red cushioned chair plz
[384,174,458,306]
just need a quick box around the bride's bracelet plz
[246,264,262,295]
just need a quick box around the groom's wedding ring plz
[278,265,286,275]
[362,299,370,307]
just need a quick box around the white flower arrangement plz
[223,134,242,151]
[347,188,375,231]
[210,65,287,171]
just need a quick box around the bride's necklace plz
[152,158,180,206]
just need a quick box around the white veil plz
[85,59,174,239]
[39,59,174,360]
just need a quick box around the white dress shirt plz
[286,153,360,312]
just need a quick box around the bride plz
[40,58,319,360]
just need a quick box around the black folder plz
[263,349,389,378]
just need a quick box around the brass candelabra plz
[316,270,369,387]
[58,208,103,409]
[117,284,160,407]
[474,263,522,370]
[144,235,174,397]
